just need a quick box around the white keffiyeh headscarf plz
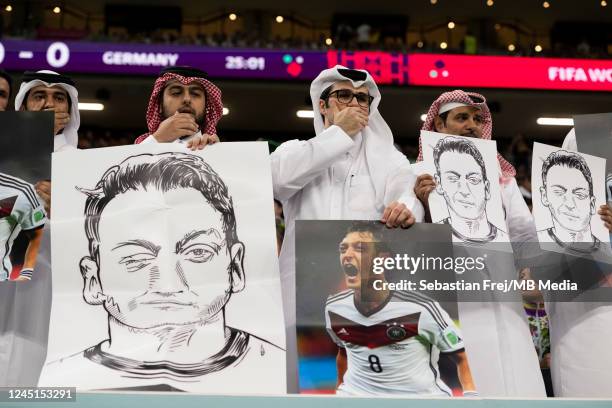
[310,65,407,204]
[15,70,79,151]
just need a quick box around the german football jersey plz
[325,290,464,396]
[0,173,47,281]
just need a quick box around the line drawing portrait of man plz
[537,150,601,253]
[39,152,284,392]
[432,136,507,243]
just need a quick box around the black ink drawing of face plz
[435,150,490,221]
[541,165,595,233]
[95,187,244,329]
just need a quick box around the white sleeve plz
[382,152,425,222]
[55,144,77,152]
[53,133,78,152]
[16,191,47,231]
[502,177,537,244]
[140,134,158,144]
[270,126,355,201]
[417,302,465,353]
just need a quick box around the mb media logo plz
[283,54,304,77]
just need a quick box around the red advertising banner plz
[328,51,612,92]
[409,54,612,91]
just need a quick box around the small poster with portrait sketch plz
[420,130,507,245]
[532,142,610,258]
[40,142,286,393]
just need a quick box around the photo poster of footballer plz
[295,220,478,397]
[0,111,53,282]
[41,142,286,393]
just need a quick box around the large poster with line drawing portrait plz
[40,142,286,393]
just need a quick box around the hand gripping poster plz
[39,142,286,393]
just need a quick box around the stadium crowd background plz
[1,1,610,58]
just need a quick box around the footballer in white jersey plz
[326,290,466,396]
[0,173,47,281]
[325,223,476,396]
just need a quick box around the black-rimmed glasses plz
[328,89,374,107]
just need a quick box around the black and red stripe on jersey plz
[328,311,420,349]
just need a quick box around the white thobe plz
[542,129,612,397]
[271,125,423,392]
[457,176,546,397]
[53,133,77,152]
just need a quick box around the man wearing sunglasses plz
[271,66,423,391]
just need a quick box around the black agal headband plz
[21,71,76,86]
